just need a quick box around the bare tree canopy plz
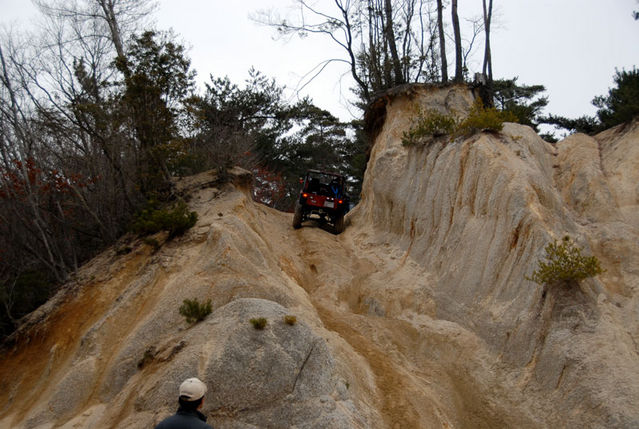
[254,0,439,105]
[33,0,158,59]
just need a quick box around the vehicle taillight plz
[302,193,308,198]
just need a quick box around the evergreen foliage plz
[179,298,212,324]
[527,237,605,286]
[540,68,639,135]
[131,200,197,238]
[116,30,196,195]
[187,70,363,211]
[491,78,548,131]
[593,68,639,129]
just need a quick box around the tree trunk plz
[97,0,126,59]
[97,0,130,77]
[481,0,494,106]
[436,0,448,83]
[482,0,493,82]
[383,0,405,86]
[451,0,463,82]
[340,1,370,101]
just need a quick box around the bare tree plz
[255,0,438,105]
[461,16,484,74]
[436,0,448,83]
[0,0,158,292]
[451,0,463,82]
[33,0,157,61]
[383,0,404,86]
[482,0,493,82]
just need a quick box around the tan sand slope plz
[1,85,638,429]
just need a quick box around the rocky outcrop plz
[1,85,638,429]
[352,85,639,427]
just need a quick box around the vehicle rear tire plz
[333,214,345,234]
[292,202,303,229]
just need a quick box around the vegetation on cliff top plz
[402,98,518,146]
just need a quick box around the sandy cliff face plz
[353,85,639,427]
[1,86,638,429]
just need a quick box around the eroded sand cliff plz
[1,85,638,429]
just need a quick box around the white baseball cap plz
[179,377,207,401]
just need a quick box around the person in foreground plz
[155,377,213,429]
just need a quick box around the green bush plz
[250,317,268,330]
[456,98,518,136]
[131,199,197,238]
[527,237,605,286]
[402,108,458,146]
[179,298,212,324]
[402,98,518,146]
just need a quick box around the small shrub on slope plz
[527,236,604,286]
[284,315,297,325]
[250,317,268,330]
[131,199,197,238]
[179,298,212,324]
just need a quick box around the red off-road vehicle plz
[292,170,349,234]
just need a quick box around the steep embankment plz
[1,85,638,429]
[353,84,639,427]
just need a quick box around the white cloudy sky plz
[2,0,638,122]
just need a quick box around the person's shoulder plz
[154,414,213,429]
[194,419,213,429]
[199,418,214,429]
[153,416,169,429]
[154,414,178,429]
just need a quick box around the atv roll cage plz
[292,170,348,233]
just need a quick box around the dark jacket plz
[155,407,213,429]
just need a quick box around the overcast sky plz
[2,0,638,122]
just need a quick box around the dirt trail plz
[285,219,443,428]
